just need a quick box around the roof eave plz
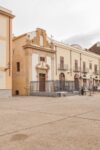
[0,10,15,18]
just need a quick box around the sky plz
[0,0,100,48]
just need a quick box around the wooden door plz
[59,73,65,91]
[74,78,79,91]
[39,74,45,91]
[83,79,87,87]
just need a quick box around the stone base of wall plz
[30,91,79,97]
[0,89,12,98]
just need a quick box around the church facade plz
[13,28,100,96]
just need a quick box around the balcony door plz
[60,56,64,69]
[59,73,65,91]
[39,73,46,91]
[83,61,86,73]
[74,74,79,91]
[75,60,78,71]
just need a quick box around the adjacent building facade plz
[13,28,100,96]
[0,6,14,97]
[89,42,100,55]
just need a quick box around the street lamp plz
[89,76,93,96]
[79,76,82,95]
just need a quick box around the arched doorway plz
[59,73,65,91]
[74,74,79,91]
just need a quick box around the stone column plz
[25,48,32,95]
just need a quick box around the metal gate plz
[30,80,79,95]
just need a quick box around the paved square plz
[0,95,100,150]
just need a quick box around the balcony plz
[82,68,89,74]
[93,70,99,75]
[0,64,10,71]
[73,66,80,72]
[58,64,68,71]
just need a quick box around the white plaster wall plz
[40,35,43,47]
[47,56,52,80]
[0,40,6,67]
[32,53,38,81]
[0,71,6,89]
[0,15,7,37]
[0,89,11,97]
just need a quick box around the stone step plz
[30,91,79,97]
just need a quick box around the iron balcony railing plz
[73,66,80,72]
[82,68,89,74]
[58,64,68,71]
[93,70,100,75]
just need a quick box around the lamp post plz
[79,76,82,95]
[89,76,93,96]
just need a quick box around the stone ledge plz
[0,90,12,98]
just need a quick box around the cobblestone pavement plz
[0,94,100,150]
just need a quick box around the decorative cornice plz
[0,10,15,18]
[23,44,56,54]
[54,41,100,59]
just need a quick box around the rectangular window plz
[94,64,97,74]
[83,61,86,72]
[40,57,45,62]
[89,63,92,70]
[75,60,78,71]
[60,56,64,69]
[16,62,20,72]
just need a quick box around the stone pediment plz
[26,28,55,50]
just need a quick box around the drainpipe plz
[80,53,82,77]
[70,50,72,76]
[99,59,100,83]
[55,46,57,76]
[9,17,11,76]
[79,53,82,89]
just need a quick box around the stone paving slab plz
[0,117,100,150]
[0,95,100,150]
[0,110,63,136]
[77,110,100,121]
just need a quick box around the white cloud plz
[0,0,100,47]
[63,30,100,48]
